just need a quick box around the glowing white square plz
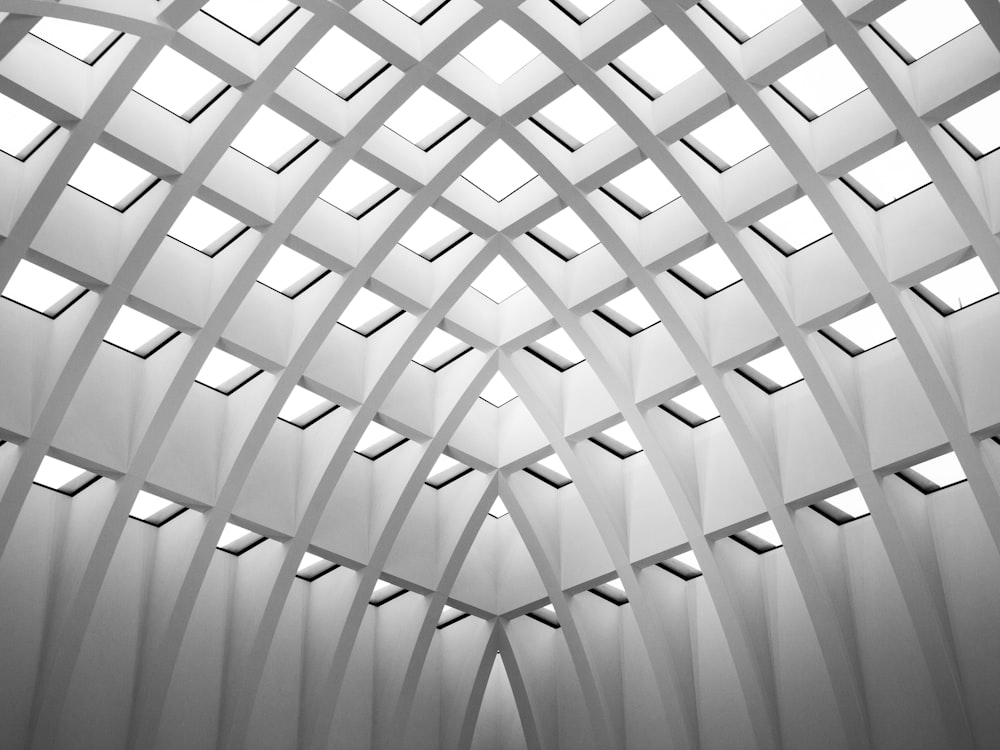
[279,385,331,423]
[603,288,658,330]
[258,246,323,295]
[399,208,464,256]
[31,16,116,61]
[744,520,782,547]
[384,87,463,149]
[758,196,831,250]
[297,27,384,97]
[537,454,569,479]
[535,207,599,256]
[909,452,965,487]
[616,25,703,96]
[687,107,767,168]
[604,422,641,451]
[134,47,224,119]
[775,46,866,118]
[357,422,401,454]
[825,488,869,519]
[460,22,539,83]
[828,305,895,351]
[217,522,256,549]
[572,0,616,16]
[919,257,997,312]
[471,257,526,303]
[429,455,460,478]
[462,141,536,201]
[69,145,154,208]
[480,373,517,406]
[0,93,53,158]
[3,261,83,316]
[413,328,466,367]
[488,496,508,518]
[606,160,679,214]
[104,306,173,354]
[339,288,395,331]
[745,347,802,387]
[320,161,392,215]
[946,90,1000,156]
[846,143,930,205]
[130,491,175,520]
[534,329,584,365]
[297,552,325,573]
[707,0,800,38]
[672,385,719,421]
[536,87,614,147]
[35,456,88,490]
[672,550,700,571]
[196,348,257,390]
[201,0,294,39]
[675,245,741,291]
[231,106,312,169]
[876,0,978,60]
[169,198,241,252]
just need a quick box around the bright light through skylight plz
[845,143,931,207]
[412,328,469,369]
[601,288,659,332]
[31,16,117,62]
[230,106,313,171]
[674,245,741,293]
[257,246,325,297]
[104,306,175,356]
[917,257,997,313]
[875,0,979,61]
[533,207,599,257]
[399,208,467,257]
[462,141,536,201]
[297,27,385,98]
[672,385,720,422]
[384,87,464,150]
[603,422,641,452]
[2,260,84,317]
[756,196,831,253]
[827,304,895,353]
[339,288,396,333]
[133,47,225,120]
[743,347,803,389]
[196,348,259,392]
[907,452,966,488]
[686,107,768,169]
[945,90,1000,157]
[615,25,703,97]
[533,329,584,366]
[130,490,177,521]
[460,22,540,83]
[480,372,517,407]
[0,92,54,159]
[744,520,782,548]
[356,422,401,456]
[537,454,570,481]
[217,522,257,550]
[488,496,509,518]
[69,145,155,209]
[825,488,869,519]
[201,0,295,41]
[168,197,241,254]
[279,385,332,425]
[672,550,700,571]
[706,0,801,39]
[605,160,679,216]
[34,456,89,491]
[535,87,615,149]
[471,257,526,303]
[320,161,393,217]
[774,46,866,118]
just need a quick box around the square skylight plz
[471,257,526,303]
[355,422,407,460]
[230,106,316,172]
[216,522,265,555]
[383,0,449,23]
[426,455,472,488]
[670,244,742,297]
[257,246,327,298]
[168,198,244,256]
[943,90,1000,158]
[437,605,469,629]
[2,260,86,318]
[30,16,121,64]
[737,347,803,393]
[842,142,931,208]
[551,0,616,23]
[130,490,186,526]
[914,256,997,315]
[533,87,615,151]
[527,603,560,628]
[873,0,979,63]
[480,373,517,407]
[701,0,801,41]
[278,385,337,428]
[296,551,338,581]
[460,22,540,83]
[369,578,407,606]
[772,46,866,120]
[412,328,472,371]
[104,306,178,358]
[0,93,57,160]
[398,208,470,260]
[613,25,703,99]
[602,160,679,218]
[488,496,509,518]
[195,348,262,394]
[529,207,599,260]
[296,27,388,99]
[69,145,157,211]
[898,452,966,493]
[320,161,396,219]
[200,0,298,43]
[596,288,659,335]
[591,422,642,458]
[657,549,702,580]
[525,454,572,488]
[462,141,537,201]
[753,196,831,256]
[732,520,783,553]
[338,288,402,336]
[684,107,768,170]
[33,456,99,496]
[590,577,629,606]
[525,329,585,371]
[813,487,870,524]
[822,304,895,355]
[133,47,227,121]
[384,87,467,150]
[661,385,720,427]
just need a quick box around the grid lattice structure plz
[1,0,1000,748]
